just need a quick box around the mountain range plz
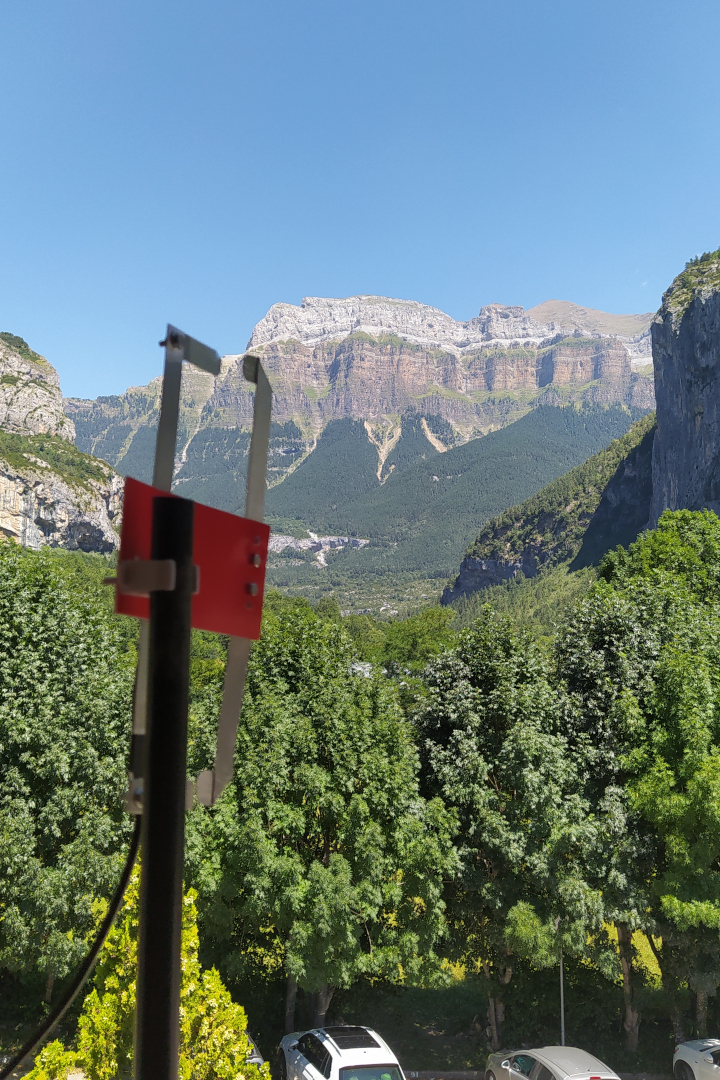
[0,294,658,612]
[65,295,655,508]
[3,255,719,623]
[443,248,720,614]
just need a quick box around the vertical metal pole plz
[135,496,194,1080]
[560,949,565,1046]
[127,338,184,810]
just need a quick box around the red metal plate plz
[116,477,269,639]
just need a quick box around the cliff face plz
[67,297,655,489]
[650,252,720,526]
[247,297,653,432]
[248,295,654,358]
[0,333,75,441]
[248,296,555,353]
[0,333,121,552]
[253,332,639,419]
[0,451,121,552]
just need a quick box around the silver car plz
[485,1047,619,1080]
[674,1039,720,1080]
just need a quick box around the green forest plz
[265,404,645,613]
[3,508,720,1077]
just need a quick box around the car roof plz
[315,1027,397,1064]
[322,1028,382,1051]
[531,1047,618,1078]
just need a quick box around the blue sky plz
[1,0,719,398]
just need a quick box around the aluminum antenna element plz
[195,352,272,806]
[154,325,221,490]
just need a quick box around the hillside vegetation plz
[451,563,597,639]
[266,404,646,612]
[0,332,53,371]
[462,411,656,577]
[0,430,115,491]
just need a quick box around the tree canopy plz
[554,510,720,1042]
[26,864,269,1080]
[6,511,720,1068]
[187,604,458,1028]
[415,609,600,1047]
[0,543,133,992]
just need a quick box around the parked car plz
[674,1039,720,1080]
[247,1034,265,1067]
[485,1047,619,1080]
[278,1026,403,1080]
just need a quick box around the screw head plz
[250,553,261,567]
[246,582,259,596]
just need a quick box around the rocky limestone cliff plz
[0,333,121,552]
[0,449,122,552]
[0,333,75,441]
[243,326,653,447]
[650,250,720,527]
[67,298,655,488]
[248,295,653,362]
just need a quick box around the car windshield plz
[340,1067,403,1080]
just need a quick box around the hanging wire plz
[0,818,141,1080]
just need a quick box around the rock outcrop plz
[67,297,655,489]
[0,456,122,552]
[248,295,653,360]
[650,252,720,526]
[0,333,75,441]
[0,332,121,552]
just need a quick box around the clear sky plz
[1,0,719,398]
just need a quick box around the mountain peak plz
[525,300,654,340]
[247,295,653,363]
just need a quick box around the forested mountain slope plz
[265,404,644,611]
[446,247,720,608]
[443,412,655,603]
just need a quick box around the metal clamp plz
[118,559,177,596]
[114,560,200,597]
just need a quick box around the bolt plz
[246,582,259,596]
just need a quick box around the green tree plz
[313,596,342,623]
[26,864,268,1080]
[188,606,458,1032]
[381,607,456,674]
[554,510,720,1045]
[341,613,386,661]
[0,543,134,999]
[416,608,599,1048]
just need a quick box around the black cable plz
[0,817,142,1080]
